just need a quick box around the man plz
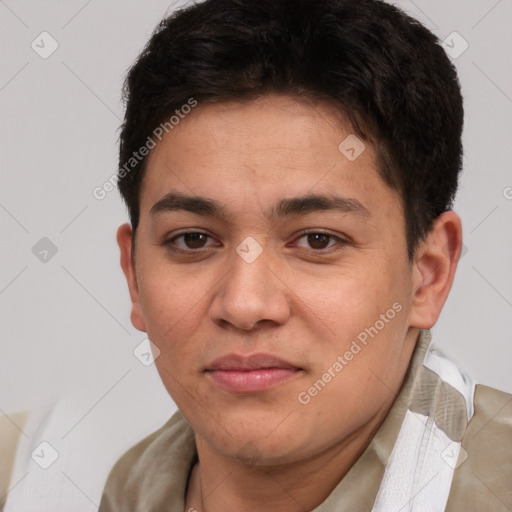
[98,0,512,510]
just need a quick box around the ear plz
[409,210,463,329]
[117,223,147,332]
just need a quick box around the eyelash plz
[164,229,349,255]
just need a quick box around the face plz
[120,94,421,465]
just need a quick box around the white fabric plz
[423,345,476,420]
[371,343,475,512]
[3,398,112,512]
[372,410,457,512]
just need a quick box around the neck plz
[186,403,389,512]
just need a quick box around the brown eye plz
[307,233,331,249]
[182,232,208,249]
[166,231,216,252]
[295,232,340,250]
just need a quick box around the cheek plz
[136,268,208,377]
[295,262,403,333]
[293,257,411,386]
[138,254,206,327]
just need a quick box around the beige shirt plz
[97,330,512,511]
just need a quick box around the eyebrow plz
[150,191,370,221]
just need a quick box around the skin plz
[117,94,463,511]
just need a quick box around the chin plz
[199,418,310,465]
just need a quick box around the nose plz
[209,244,291,332]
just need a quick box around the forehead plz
[140,94,401,221]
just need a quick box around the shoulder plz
[98,410,196,512]
[446,384,512,511]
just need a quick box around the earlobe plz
[409,211,463,329]
[117,223,147,332]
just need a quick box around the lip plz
[205,353,302,393]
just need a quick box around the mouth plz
[205,353,303,393]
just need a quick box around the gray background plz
[1,0,511,506]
